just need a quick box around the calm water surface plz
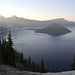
[0,27,75,72]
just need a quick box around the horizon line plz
[0,15,75,22]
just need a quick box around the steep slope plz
[35,24,71,36]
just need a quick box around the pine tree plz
[62,65,65,71]
[62,67,65,71]
[1,39,6,64]
[71,53,75,70]
[23,59,29,71]
[7,31,13,47]
[74,53,75,62]
[36,65,40,72]
[20,52,24,63]
[52,68,54,72]
[31,61,35,72]
[0,39,2,63]
[40,58,45,73]
[7,31,16,67]
[29,56,31,71]
[71,62,75,70]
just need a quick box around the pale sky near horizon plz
[0,0,75,21]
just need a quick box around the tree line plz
[0,31,47,73]
[0,31,75,72]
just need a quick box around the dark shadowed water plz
[0,27,75,72]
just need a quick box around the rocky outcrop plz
[0,65,75,75]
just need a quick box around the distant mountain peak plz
[52,18,66,21]
[0,15,5,18]
[45,18,67,22]
[8,15,19,19]
[11,15,18,18]
[50,18,69,23]
[56,18,66,20]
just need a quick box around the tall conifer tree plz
[7,31,16,67]
[40,58,45,73]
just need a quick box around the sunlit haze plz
[0,0,75,21]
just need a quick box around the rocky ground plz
[0,65,75,75]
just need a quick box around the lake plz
[0,27,75,72]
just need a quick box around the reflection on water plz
[0,27,75,72]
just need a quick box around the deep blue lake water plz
[0,27,75,72]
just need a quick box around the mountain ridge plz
[0,15,75,31]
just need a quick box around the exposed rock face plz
[0,65,75,75]
[0,65,30,75]
[35,24,71,36]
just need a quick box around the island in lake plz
[35,24,71,36]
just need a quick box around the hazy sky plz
[0,0,75,21]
